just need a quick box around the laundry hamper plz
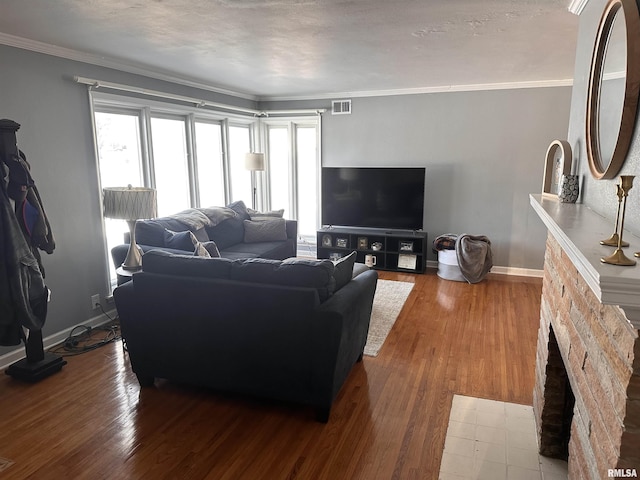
[437,249,466,282]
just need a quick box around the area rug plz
[364,279,414,357]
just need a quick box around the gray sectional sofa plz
[113,250,378,422]
[111,200,297,269]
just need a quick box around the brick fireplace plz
[531,195,640,479]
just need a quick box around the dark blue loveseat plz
[113,250,377,422]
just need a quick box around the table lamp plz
[103,185,157,271]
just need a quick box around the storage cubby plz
[317,227,428,273]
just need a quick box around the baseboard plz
[0,309,118,371]
[489,265,543,278]
[426,260,542,278]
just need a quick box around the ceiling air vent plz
[332,99,351,115]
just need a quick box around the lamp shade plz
[103,186,157,220]
[245,152,265,171]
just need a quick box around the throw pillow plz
[164,229,197,251]
[136,218,185,247]
[206,201,250,249]
[169,208,211,229]
[227,200,251,222]
[193,242,211,258]
[243,218,287,243]
[198,206,237,226]
[332,251,357,291]
[201,241,221,258]
[247,207,285,219]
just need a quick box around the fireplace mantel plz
[531,193,640,477]
[530,194,640,328]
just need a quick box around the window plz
[91,91,320,288]
[228,125,252,204]
[268,126,290,218]
[264,120,320,239]
[150,116,191,216]
[94,110,145,284]
[194,121,225,207]
[296,125,319,238]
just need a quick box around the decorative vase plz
[558,174,580,203]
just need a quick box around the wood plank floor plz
[0,270,542,480]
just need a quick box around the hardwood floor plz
[0,270,542,480]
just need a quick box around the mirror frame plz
[586,0,640,180]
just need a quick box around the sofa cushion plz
[164,229,197,251]
[243,218,287,243]
[332,251,357,291]
[230,257,336,302]
[142,250,233,278]
[220,241,282,257]
[205,200,250,249]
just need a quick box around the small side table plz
[116,266,140,286]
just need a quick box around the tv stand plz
[317,227,428,273]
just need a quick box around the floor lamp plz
[245,152,265,209]
[103,186,157,271]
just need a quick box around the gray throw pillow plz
[164,229,197,251]
[332,251,357,291]
[193,242,211,258]
[201,241,221,258]
[247,207,285,218]
[227,200,251,221]
[243,218,288,243]
[198,206,237,226]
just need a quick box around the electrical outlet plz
[91,294,101,310]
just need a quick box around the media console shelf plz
[317,227,428,273]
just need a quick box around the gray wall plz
[1,41,571,360]
[0,44,256,359]
[569,0,640,231]
[266,86,572,269]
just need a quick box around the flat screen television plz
[321,167,425,230]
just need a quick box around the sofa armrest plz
[310,269,378,407]
[285,220,297,240]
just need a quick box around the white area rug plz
[364,279,414,357]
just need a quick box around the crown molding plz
[259,78,575,102]
[0,32,258,101]
[1,32,574,104]
[568,0,589,15]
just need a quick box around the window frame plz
[259,116,321,239]
[89,90,320,288]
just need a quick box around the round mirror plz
[586,0,640,180]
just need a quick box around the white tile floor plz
[438,395,568,480]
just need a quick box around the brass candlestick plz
[602,175,636,266]
[601,183,630,247]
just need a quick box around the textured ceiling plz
[0,0,579,99]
